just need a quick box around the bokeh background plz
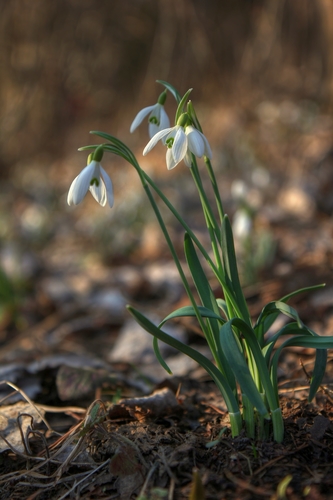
[1,0,333,166]
[1,0,333,368]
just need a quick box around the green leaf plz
[184,233,236,390]
[216,298,229,319]
[175,89,193,124]
[156,80,182,103]
[184,234,219,316]
[219,321,269,417]
[255,301,305,345]
[270,335,333,400]
[221,215,250,324]
[89,130,115,143]
[263,323,327,402]
[263,322,308,363]
[220,318,280,416]
[310,347,327,401]
[187,100,203,132]
[280,283,325,303]
[153,337,172,375]
[127,306,240,416]
[255,284,325,340]
[159,305,226,327]
[220,318,285,441]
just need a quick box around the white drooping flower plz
[67,160,114,207]
[130,90,170,138]
[143,116,212,170]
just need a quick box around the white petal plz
[172,127,187,164]
[143,127,174,155]
[130,105,155,133]
[100,167,114,207]
[166,148,179,170]
[201,132,213,159]
[90,182,107,206]
[148,121,160,139]
[159,106,170,131]
[184,151,193,167]
[67,162,95,205]
[186,126,205,157]
[147,105,170,137]
[67,175,80,205]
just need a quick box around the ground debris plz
[0,385,333,499]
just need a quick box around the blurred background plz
[1,0,333,377]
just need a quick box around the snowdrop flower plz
[143,113,212,170]
[130,90,170,138]
[67,156,114,208]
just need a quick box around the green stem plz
[190,158,221,243]
[129,160,215,351]
[271,407,284,443]
[204,156,225,224]
[143,170,244,320]
[142,171,220,275]
[242,393,255,439]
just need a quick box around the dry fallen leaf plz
[0,401,45,453]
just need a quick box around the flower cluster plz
[67,88,212,207]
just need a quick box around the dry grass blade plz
[56,459,111,500]
[0,380,54,433]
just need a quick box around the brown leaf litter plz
[0,379,333,499]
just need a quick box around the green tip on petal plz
[93,145,104,162]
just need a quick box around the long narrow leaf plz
[221,215,251,325]
[153,337,172,374]
[159,305,226,327]
[216,298,229,319]
[219,319,270,417]
[184,234,219,316]
[220,318,279,411]
[270,335,333,400]
[255,301,305,345]
[255,285,325,340]
[156,80,181,103]
[127,306,240,416]
[280,284,325,303]
[263,322,309,363]
[264,324,328,401]
[175,89,193,124]
[310,348,327,401]
[184,233,236,390]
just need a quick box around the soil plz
[1,380,333,500]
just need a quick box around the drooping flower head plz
[143,113,212,170]
[130,90,170,138]
[67,146,114,207]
